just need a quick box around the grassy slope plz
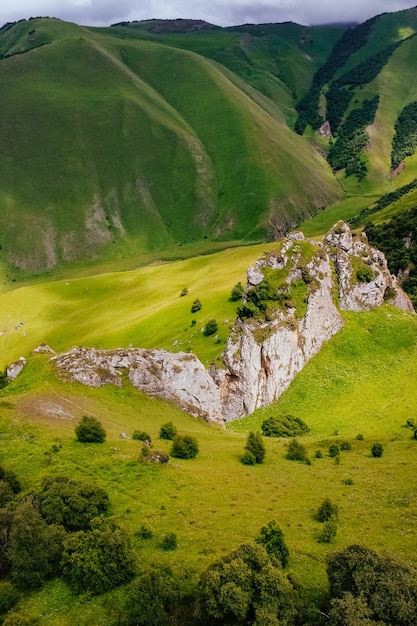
[1,305,416,623]
[0,18,340,279]
[0,242,281,369]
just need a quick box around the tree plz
[171,435,199,459]
[203,319,218,336]
[244,432,265,464]
[38,475,109,531]
[255,521,289,568]
[327,544,417,625]
[230,282,245,301]
[161,533,178,551]
[124,566,179,626]
[159,422,177,440]
[9,502,65,589]
[75,416,106,443]
[198,543,296,625]
[61,517,135,595]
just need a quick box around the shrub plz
[329,443,340,457]
[340,437,352,449]
[75,416,106,443]
[255,520,289,568]
[230,282,245,301]
[203,319,218,336]
[244,432,265,464]
[318,520,337,544]
[315,449,323,459]
[371,442,384,457]
[141,448,170,464]
[132,430,152,443]
[261,414,309,438]
[286,439,308,463]
[2,472,21,494]
[179,287,188,297]
[355,266,373,283]
[171,435,199,459]
[191,299,202,313]
[161,532,178,551]
[317,498,339,523]
[356,433,364,440]
[159,422,177,440]
[137,524,153,539]
[61,517,135,595]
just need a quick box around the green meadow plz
[1,299,416,623]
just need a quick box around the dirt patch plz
[19,395,79,421]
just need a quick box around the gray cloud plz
[2,0,417,27]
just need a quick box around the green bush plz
[255,520,289,568]
[159,422,177,440]
[161,532,178,551]
[244,432,265,464]
[318,520,337,544]
[315,449,323,459]
[340,441,352,451]
[317,498,339,523]
[355,266,374,283]
[329,444,340,458]
[371,442,384,457]
[170,435,198,459]
[179,287,188,297]
[191,299,202,313]
[230,282,245,301]
[132,430,152,443]
[261,414,309,438]
[203,319,218,336]
[286,439,308,463]
[75,416,106,443]
[136,524,153,539]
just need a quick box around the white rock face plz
[216,250,343,420]
[52,347,223,424]
[7,357,26,380]
[325,222,414,313]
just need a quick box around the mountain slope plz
[0,18,340,278]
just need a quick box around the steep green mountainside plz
[0,17,340,280]
[295,7,417,194]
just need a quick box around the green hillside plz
[0,17,340,279]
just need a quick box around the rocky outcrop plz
[213,238,343,420]
[50,223,414,424]
[325,221,414,312]
[52,347,223,424]
[7,357,26,380]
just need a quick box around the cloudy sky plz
[2,0,417,28]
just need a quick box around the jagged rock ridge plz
[51,223,413,423]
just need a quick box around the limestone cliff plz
[50,223,413,424]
